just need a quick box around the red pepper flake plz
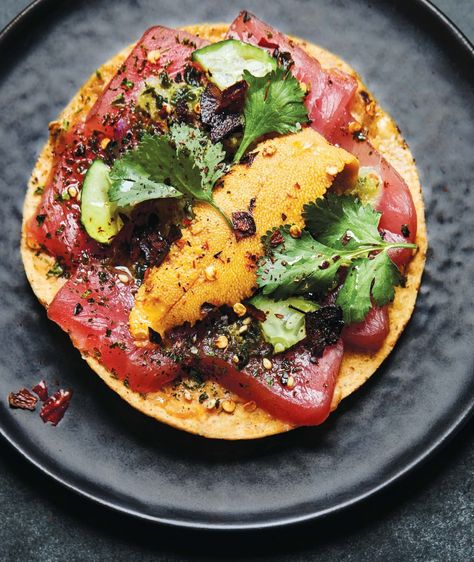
[40,389,73,426]
[246,303,267,323]
[8,388,38,411]
[32,380,49,402]
[232,211,256,241]
[258,37,279,50]
[269,229,284,247]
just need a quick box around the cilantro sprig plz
[233,67,309,163]
[257,195,416,324]
[108,123,230,224]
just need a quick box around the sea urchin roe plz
[130,128,358,339]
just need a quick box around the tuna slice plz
[47,264,180,394]
[26,27,208,265]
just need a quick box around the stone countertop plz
[0,1,472,560]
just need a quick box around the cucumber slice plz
[80,160,123,244]
[250,295,319,354]
[192,39,277,89]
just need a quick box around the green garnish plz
[336,252,402,324]
[233,67,309,162]
[257,195,416,324]
[46,260,65,278]
[108,123,230,224]
[121,78,134,90]
[111,93,125,106]
[250,294,318,353]
[343,167,381,204]
[192,39,277,90]
[137,78,203,119]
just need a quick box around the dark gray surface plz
[0,0,473,559]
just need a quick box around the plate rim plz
[0,0,473,531]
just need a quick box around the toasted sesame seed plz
[190,224,202,235]
[287,375,296,389]
[242,317,252,325]
[289,224,302,239]
[238,325,248,334]
[263,358,272,370]
[243,400,257,412]
[233,302,247,317]
[100,137,111,150]
[366,100,376,116]
[205,398,216,410]
[26,235,41,250]
[183,390,192,402]
[262,144,276,157]
[348,120,362,133]
[205,265,217,281]
[274,343,285,353]
[147,49,161,63]
[215,335,229,349]
[326,165,339,176]
[118,273,130,284]
[232,355,239,364]
[221,399,236,413]
[67,186,78,198]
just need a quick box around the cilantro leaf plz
[258,227,344,299]
[170,123,228,191]
[109,138,182,207]
[108,124,229,222]
[233,67,309,162]
[257,196,416,324]
[336,253,402,323]
[303,194,381,250]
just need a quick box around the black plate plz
[0,0,473,530]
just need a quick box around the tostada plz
[22,12,427,439]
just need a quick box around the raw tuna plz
[168,305,345,426]
[228,11,357,137]
[197,342,343,425]
[47,264,180,394]
[27,27,208,266]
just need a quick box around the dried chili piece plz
[32,380,49,402]
[200,82,246,142]
[40,389,73,426]
[269,229,284,247]
[8,388,38,411]
[232,211,256,241]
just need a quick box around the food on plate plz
[22,12,426,439]
[8,380,72,425]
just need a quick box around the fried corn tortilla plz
[21,23,427,439]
